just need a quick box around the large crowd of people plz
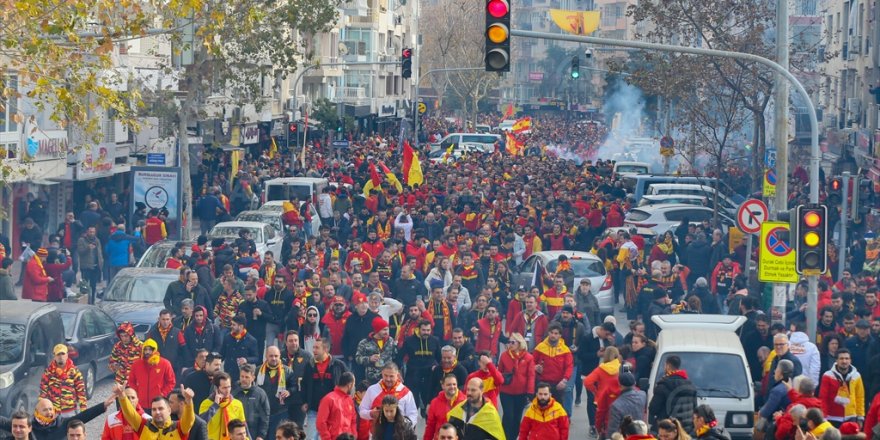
[1,112,879,440]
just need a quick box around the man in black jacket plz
[234,364,271,440]
[183,352,223,407]
[393,265,427,307]
[183,306,223,366]
[255,346,295,437]
[648,355,697,433]
[280,330,313,426]
[145,309,187,376]
[25,397,112,440]
[263,277,294,347]
[342,293,379,376]
[238,285,272,360]
[164,268,213,319]
[684,233,713,287]
[302,338,348,440]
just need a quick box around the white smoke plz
[545,144,587,165]
[595,78,647,160]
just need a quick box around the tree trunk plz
[751,111,765,194]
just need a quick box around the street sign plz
[146,153,166,165]
[332,140,350,148]
[418,102,427,114]
[758,221,799,283]
[660,136,674,149]
[763,169,776,197]
[736,199,768,234]
[765,148,777,168]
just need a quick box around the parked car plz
[99,267,179,338]
[637,194,738,218]
[236,210,283,232]
[0,301,66,417]
[512,251,614,316]
[135,240,194,268]
[208,221,283,257]
[600,226,658,248]
[624,204,733,235]
[54,303,117,398]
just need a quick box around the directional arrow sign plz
[737,199,769,234]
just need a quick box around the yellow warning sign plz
[763,169,776,198]
[758,221,798,283]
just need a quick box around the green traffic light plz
[571,71,580,79]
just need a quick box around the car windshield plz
[59,312,76,339]
[617,165,648,174]
[266,184,310,203]
[236,213,282,231]
[545,258,605,277]
[210,226,263,243]
[137,244,173,268]
[103,276,172,303]
[259,204,285,213]
[655,352,750,398]
[0,323,25,365]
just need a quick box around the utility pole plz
[508,27,823,341]
[773,0,790,217]
[838,172,850,278]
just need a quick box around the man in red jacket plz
[316,371,358,440]
[507,294,548,351]
[127,338,176,404]
[774,377,822,440]
[466,354,504,408]
[425,374,465,440]
[519,382,570,440]
[533,323,573,405]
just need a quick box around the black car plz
[0,301,66,417]
[99,267,179,338]
[54,303,117,398]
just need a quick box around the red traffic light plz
[830,178,841,191]
[402,48,412,59]
[487,0,509,18]
[803,211,821,228]
[289,123,297,133]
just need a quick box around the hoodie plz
[105,230,135,267]
[789,331,821,385]
[109,322,143,384]
[128,338,176,403]
[685,238,713,277]
[301,306,327,355]
[583,358,622,434]
[819,365,865,423]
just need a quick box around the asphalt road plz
[82,306,631,438]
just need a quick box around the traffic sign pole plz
[838,172,849,279]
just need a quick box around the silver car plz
[513,250,613,315]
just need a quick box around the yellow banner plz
[548,10,600,35]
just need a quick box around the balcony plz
[335,86,369,104]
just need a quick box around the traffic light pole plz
[839,172,850,278]
[412,67,484,146]
[508,28,822,339]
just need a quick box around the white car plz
[638,194,737,217]
[258,200,322,234]
[512,250,614,316]
[208,221,282,257]
[624,204,734,235]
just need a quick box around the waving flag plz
[379,161,404,193]
[363,162,383,196]
[442,144,455,164]
[402,141,424,187]
[512,117,532,133]
[269,137,278,159]
[502,103,515,119]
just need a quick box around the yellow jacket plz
[198,397,247,440]
[119,390,194,440]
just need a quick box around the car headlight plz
[0,371,14,389]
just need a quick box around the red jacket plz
[507,311,548,348]
[518,397,570,440]
[127,357,175,404]
[24,258,51,301]
[532,338,573,384]
[710,262,742,294]
[316,388,358,440]
[466,363,504,408]
[775,388,823,440]
[498,349,535,395]
[474,317,503,357]
[321,311,351,357]
[45,258,72,302]
[424,390,466,440]
[866,392,880,440]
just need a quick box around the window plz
[96,311,117,336]
[0,74,18,133]
[78,311,99,340]
[654,352,750,398]
[1,142,17,159]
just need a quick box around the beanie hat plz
[653,288,669,300]
[36,248,48,257]
[561,305,575,314]
[372,316,389,334]
[619,371,636,387]
[352,292,368,306]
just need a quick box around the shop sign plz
[78,143,115,178]
[24,130,68,161]
[241,123,260,145]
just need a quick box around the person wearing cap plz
[129,338,176,404]
[24,247,53,302]
[607,369,647,436]
[343,292,380,374]
[38,344,87,415]
[321,295,352,360]
[356,316,398,383]
[844,318,874,376]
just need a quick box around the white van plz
[613,161,651,177]
[432,133,500,153]
[262,177,329,205]
[647,184,739,216]
[646,315,754,439]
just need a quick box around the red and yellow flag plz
[512,117,532,133]
[402,141,424,187]
[379,161,403,193]
[363,162,383,196]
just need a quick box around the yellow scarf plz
[33,256,47,277]
[34,411,55,426]
[147,352,160,365]
[656,237,674,255]
[257,362,286,390]
[556,260,572,273]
